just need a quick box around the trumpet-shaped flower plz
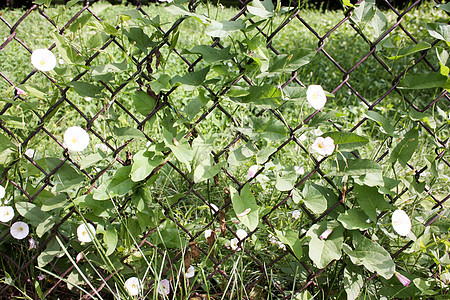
[77,223,96,243]
[292,210,301,220]
[307,85,327,110]
[236,229,247,240]
[392,210,412,236]
[395,272,411,287]
[319,228,333,240]
[15,87,26,96]
[28,238,38,250]
[0,206,14,222]
[31,49,56,72]
[157,279,170,296]
[247,165,258,179]
[64,126,90,152]
[10,221,29,240]
[311,137,335,156]
[230,237,241,251]
[125,277,141,296]
[185,266,195,279]
[0,185,5,199]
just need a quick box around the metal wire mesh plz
[0,0,448,298]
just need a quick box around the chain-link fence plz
[0,0,449,299]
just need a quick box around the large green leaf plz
[302,183,328,214]
[67,81,104,98]
[231,84,282,108]
[322,132,369,151]
[400,72,447,89]
[344,267,364,300]
[329,158,381,177]
[170,67,210,90]
[231,185,260,231]
[365,111,396,136]
[307,221,344,269]
[113,127,145,140]
[274,229,302,259]
[427,23,450,43]
[107,166,136,197]
[268,49,315,73]
[247,0,274,18]
[130,150,164,182]
[132,90,156,116]
[388,127,419,167]
[343,233,395,279]
[387,42,431,60]
[15,202,51,227]
[206,19,245,38]
[337,209,371,230]
[354,184,391,222]
[184,45,236,63]
[104,227,118,256]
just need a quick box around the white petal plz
[77,223,96,243]
[0,206,14,222]
[31,49,56,72]
[10,221,29,240]
[64,126,90,152]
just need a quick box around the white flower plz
[64,126,90,152]
[236,229,247,240]
[204,229,214,239]
[311,137,335,156]
[185,266,195,278]
[0,206,14,222]
[306,85,327,110]
[247,165,258,179]
[319,228,333,240]
[10,221,29,240]
[277,241,286,250]
[0,185,5,199]
[292,210,301,220]
[125,277,141,296]
[25,149,35,158]
[230,237,241,251]
[157,279,170,296]
[294,166,305,175]
[77,223,96,243]
[392,210,412,236]
[31,49,57,72]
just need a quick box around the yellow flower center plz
[40,59,46,65]
[18,227,23,232]
[72,138,77,144]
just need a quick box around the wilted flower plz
[311,137,335,156]
[64,126,90,152]
[294,166,305,175]
[395,272,411,287]
[10,221,29,240]
[230,238,241,251]
[210,203,219,213]
[204,229,214,239]
[157,279,170,296]
[15,87,26,96]
[0,206,14,222]
[248,165,258,179]
[28,238,38,250]
[185,266,195,278]
[277,241,286,250]
[125,277,141,296]
[307,85,327,110]
[76,252,84,263]
[0,185,5,199]
[37,274,46,281]
[392,210,412,236]
[292,210,301,220]
[236,229,247,240]
[319,228,333,240]
[77,223,96,243]
[25,149,35,158]
[31,49,56,72]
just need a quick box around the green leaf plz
[206,19,245,38]
[301,184,328,214]
[322,132,369,151]
[354,184,391,222]
[163,130,193,170]
[80,152,105,170]
[41,194,68,211]
[133,90,156,116]
[351,0,375,25]
[184,45,236,63]
[365,111,395,136]
[427,23,450,42]
[337,209,371,230]
[436,3,450,12]
[91,61,127,81]
[413,278,436,295]
[387,42,431,59]
[37,239,61,268]
[15,202,51,227]
[343,233,395,279]
[124,27,156,53]
[275,171,297,192]
[344,267,364,300]
[67,82,104,98]
[130,150,164,182]
[68,12,91,32]
[400,72,448,89]
[388,127,419,166]
[247,0,275,18]
[107,166,135,197]
[113,127,145,140]
[307,221,344,269]
[252,116,287,141]
[274,229,302,259]
[170,67,210,90]
[231,185,260,231]
[231,84,282,108]
[329,158,381,177]
[104,227,118,256]
[150,74,171,94]
[267,49,315,73]
[194,160,226,183]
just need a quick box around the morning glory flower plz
[157,279,170,296]
[185,266,195,279]
[28,238,38,250]
[0,185,5,199]
[230,238,241,251]
[31,49,57,72]
[395,272,411,287]
[307,85,327,110]
[25,149,35,158]
[15,87,26,96]
[319,228,333,240]
[292,210,301,220]
[311,137,335,156]
[248,165,258,179]
[0,206,14,222]
[64,126,90,152]
[10,221,29,240]
[125,277,141,296]
[77,223,96,243]
[392,210,412,236]
[236,229,247,240]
